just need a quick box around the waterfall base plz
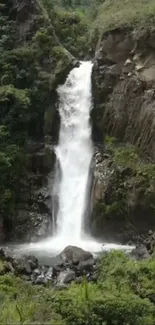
[6,236,135,265]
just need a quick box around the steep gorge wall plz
[92,28,155,156]
[91,28,155,243]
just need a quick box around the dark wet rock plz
[31,274,36,283]
[79,258,95,271]
[50,255,63,267]
[75,270,82,277]
[0,248,5,259]
[33,268,41,276]
[35,274,47,285]
[72,259,79,266]
[90,147,155,243]
[143,238,152,252]
[53,265,64,274]
[5,262,15,273]
[0,246,100,286]
[12,255,38,275]
[14,259,32,275]
[4,254,14,263]
[55,283,68,290]
[23,275,31,282]
[89,273,98,283]
[24,255,38,270]
[57,270,76,284]
[128,241,134,246]
[40,265,49,275]
[75,276,83,284]
[132,244,151,260]
[45,267,54,280]
[90,28,155,242]
[60,246,93,263]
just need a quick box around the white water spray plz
[55,61,93,240]
[11,61,135,258]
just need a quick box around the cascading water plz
[11,61,134,259]
[55,61,93,241]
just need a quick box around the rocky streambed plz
[0,233,155,289]
[0,245,99,288]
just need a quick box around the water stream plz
[55,61,93,239]
[5,61,134,261]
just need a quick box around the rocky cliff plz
[91,25,155,242]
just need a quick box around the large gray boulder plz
[59,245,93,263]
[57,270,75,284]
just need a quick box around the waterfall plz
[10,61,135,258]
[54,61,93,241]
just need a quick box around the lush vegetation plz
[0,0,90,237]
[1,251,155,324]
[90,0,155,46]
[96,136,155,223]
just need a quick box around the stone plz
[40,265,49,274]
[13,255,38,275]
[109,64,122,76]
[33,268,41,276]
[5,262,15,273]
[35,274,47,285]
[23,275,31,281]
[16,259,32,275]
[79,258,95,271]
[24,255,38,270]
[0,248,5,259]
[50,255,63,267]
[4,254,14,263]
[45,267,54,280]
[122,58,135,74]
[57,270,75,284]
[72,259,79,266]
[60,246,93,263]
[75,277,82,284]
[128,240,134,246]
[90,273,98,283]
[132,244,151,260]
[55,283,68,290]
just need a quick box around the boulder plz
[45,267,54,280]
[35,274,47,285]
[57,270,75,284]
[13,259,32,275]
[55,283,68,290]
[132,244,151,260]
[79,258,95,271]
[13,255,38,275]
[60,246,93,263]
[0,248,5,260]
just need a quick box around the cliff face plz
[90,28,155,242]
[92,29,155,158]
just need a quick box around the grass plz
[90,0,155,44]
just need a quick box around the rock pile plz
[132,230,155,260]
[0,246,98,288]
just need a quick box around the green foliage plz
[90,0,155,46]
[0,0,76,231]
[99,137,155,220]
[1,252,155,324]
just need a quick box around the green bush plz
[1,252,155,324]
[89,0,155,46]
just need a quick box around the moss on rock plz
[91,139,155,242]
